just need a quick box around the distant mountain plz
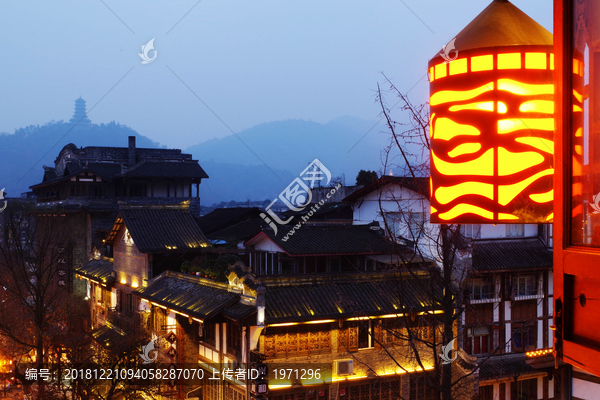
[186,117,389,191]
[197,161,296,206]
[0,121,162,197]
[1,116,392,204]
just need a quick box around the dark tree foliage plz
[356,169,379,186]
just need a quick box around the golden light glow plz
[498,53,521,69]
[435,182,493,204]
[448,143,482,158]
[438,204,494,220]
[498,169,553,206]
[430,82,494,106]
[269,383,293,390]
[546,213,554,221]
[449,101,494,112]
[131,282,138,288]
[430,49,553,223]
[498,79,554,95]
[497,118,554,134]
[514,137,554,154]
[573,89,583,102]
[526,348,553,358]
[432,149,493,176]
[498,213,519,220]
[573,104,583,112]
[429,67,434,81]
[574,145,583,155]
[519,100,554,114]
[471,54,493,71]
[306,319,336,324]
[120,279,126,284]
[435,63,447,79]
[525,52,547,69]
[573,183,582,196]
[449,58,468,75]
[433,118,481,141]
[529,189,553,203]
[498,147,544,176]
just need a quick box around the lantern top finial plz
[433,0,552,60]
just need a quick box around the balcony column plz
[505,301,512,353]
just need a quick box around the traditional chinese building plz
[31,136,209,296]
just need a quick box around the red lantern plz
[429,0,554,223]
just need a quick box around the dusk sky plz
[0,0,552,150]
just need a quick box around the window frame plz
[554,0,600,375]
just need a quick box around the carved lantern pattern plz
[429,0,554,224]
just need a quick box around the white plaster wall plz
[479,224,538,239]
[253,237,283,253]
[573,378,600,399]
[350,184,439,262]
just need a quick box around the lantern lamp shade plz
[429,0,554,224]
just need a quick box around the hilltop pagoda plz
[69,97,92,125]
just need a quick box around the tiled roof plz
[478,354,540,381]
[282,202,353,221]
[64,162,83,175]
[208,217,264,241]
[472,238,552,272]
[246,225,393,256]
[264,275,440,323]
[118,207,210,253]
[134,271,239,321]
[198,208,262,234]
[223,302,256,320]
[124,161,208,179]
[92,322,126,347]
[43,168,57,182]
[87,163,123,179]
[76,259,115,284]
[343,176,430,202]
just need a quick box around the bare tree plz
[360,74,509,400]
[0,203,157,400]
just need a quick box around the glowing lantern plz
[429,0,554,223]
